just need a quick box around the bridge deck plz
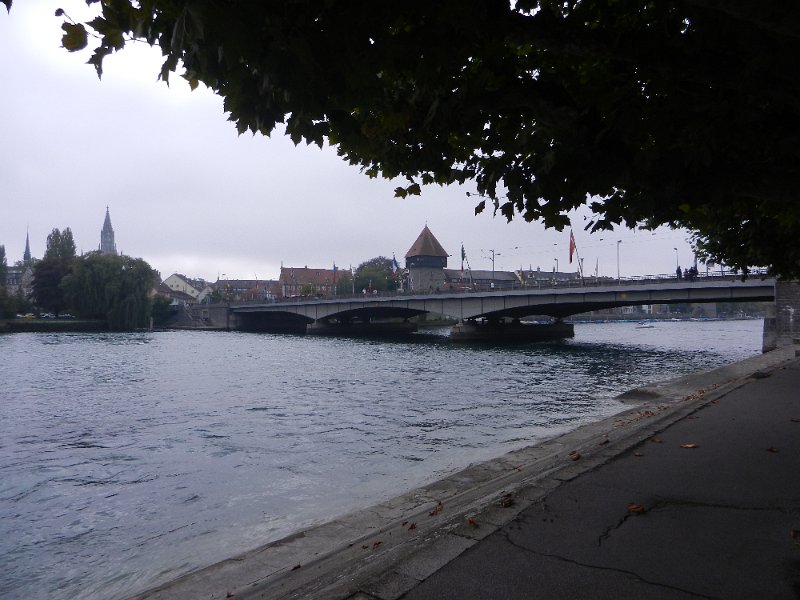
[232,276,775,323]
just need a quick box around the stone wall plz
[762,280,800,352]
[408,267,445,293]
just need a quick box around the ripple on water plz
[0,321,763,599]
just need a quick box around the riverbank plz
[0,318,106,332]
[130,343,799,599]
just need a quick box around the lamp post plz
[554,258,559,273]
[673,247,679,270]
[483,249,500,288]
[616,240,621,282]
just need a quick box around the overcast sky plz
[1,2,698,282]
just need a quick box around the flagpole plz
[569,229,585,284]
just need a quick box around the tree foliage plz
[33,228,76,314]
[56,1,800,277]
[355,256,398,293]
[334,269,353,296]
[44,227,76,260]
[61,252,156,330]
[0,287,16,318]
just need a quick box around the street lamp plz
[482,249,500,287]
[673,247,679,270]
[616,240,622,281]
[554,258,559,273]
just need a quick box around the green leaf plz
[87,46,112,78]
[61,22,88,52]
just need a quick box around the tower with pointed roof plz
[404,226,448,292]
[100,206,117,255]
[23,230,32,264]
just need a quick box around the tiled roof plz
[279,267,337,286]
[405,226,448,258]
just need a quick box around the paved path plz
[397,356,800,600]
[133,348,800,600]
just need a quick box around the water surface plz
[0,319,763,599]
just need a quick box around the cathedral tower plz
[100,206,117,255]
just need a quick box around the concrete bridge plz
[216,274,797,349]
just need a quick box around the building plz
[23,231,31,263]
[5,265,34,299]
[443,268,520,291]
[214,278,280,302]
[6,232,35,299]
[162,273,210,301]
[153,280,196,306]
[405,226,448,292]
[279,267,338,298]
[99,207,117,255]
[517,267,582,287]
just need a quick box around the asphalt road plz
[400,358,800,600]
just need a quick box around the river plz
[0,319,763,599]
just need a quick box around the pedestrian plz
[676,266,682,279]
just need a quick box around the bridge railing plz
[245,268,770,306]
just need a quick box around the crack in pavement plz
[498,529,720,599]
[596,497,792,547]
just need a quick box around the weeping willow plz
[61,252,156,330]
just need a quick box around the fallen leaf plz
[626,502,645,514]
[226,593,235,599]
[407,522,416,530]
[372,541,382,550]
[767,446,780,453]
[499,493,515,508]
[429,501,443,517]
[649,437,663,444]
[680,443,699,449]
[599,438,610,446]
[687,415,699,420]
[361,545,369,550]
[790,418,799,423]
[467,517,479,528]
[290,564,301,571]
[633,451,644,457]
[569,451,581,461]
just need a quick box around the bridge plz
[226,273,780,342]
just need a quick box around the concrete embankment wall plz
[169,304,238,330]
[763,280,800,352]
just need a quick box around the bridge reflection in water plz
[229,273,776,342]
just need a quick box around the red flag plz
[569,230,576,264]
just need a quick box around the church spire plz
[100,206,117,255]
[23,229,31,263]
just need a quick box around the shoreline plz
[128,344,797,600]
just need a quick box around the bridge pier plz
[307,319,418,337]
[449,319,574,342]
[763,280,800,352]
